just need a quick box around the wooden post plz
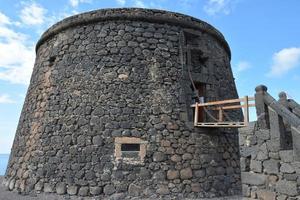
[194,103,199,126]
[255,85,269,129]
[218,108,223,122]
[244,96,249,126]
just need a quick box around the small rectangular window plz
[114,137,147,164]
[121,143,140,151]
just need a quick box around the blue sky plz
[0,0,299,154]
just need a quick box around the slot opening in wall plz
[121,143,140,152]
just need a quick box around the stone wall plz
[239,122,300,199]
[5,8,242,198]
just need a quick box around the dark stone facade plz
[5,8,242,198]
[239,87,300,200]
[240,123,300,199]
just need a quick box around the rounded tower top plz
[36,8,231,57]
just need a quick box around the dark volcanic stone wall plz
[5,8,242,198]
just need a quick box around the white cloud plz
[0,94,15,104]
[116,0,126,6]
[0,12,11,25]
[268,47,300,77]
[236,61,251,72]
[69,0,92,7]
[0,13,35,85]
[204,0,237,15]
[20,2,47,25]
[133,0,147,8]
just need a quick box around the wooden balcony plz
[191,96,255,128]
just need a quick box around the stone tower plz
[5,8,242,198]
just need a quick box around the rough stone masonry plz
[4,8,242,198]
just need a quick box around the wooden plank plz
[194,102,199,126]
[191,97,255,107]
[218,108,223,122]
[206,103,255,110]
[195,124,246,128]
[244,96,249,126]
[196,122,245,126]
[248,97,255,101]
[211,105,244,110]
[191,98,244,107]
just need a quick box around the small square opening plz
[121,143,140,151]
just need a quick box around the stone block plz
[90,186,102,195]
[8,179,15,191]
[56,182,66,194]
[167,170,179,180]
[43,183,53,193]
[256,190,276,200]
[292,127,300,161]
[242,184,250,197]
[191,183,201,192]
[240,146,257,157]
[67,185,78,195]
[156,185,169,195]
[276,180,298,196]
[257,143,269,160]
[292,162,300,174]
[182,153,193,160]
[103,184,115,195]
[280,163,295,173]
[277,195,288,200]
[269,152,279,159]
[194,169,206,178]
[128,183,141,196]
[170,154,181,162]
[78,187,89,196]
[263,159,279,174]
[92,135,103,145]
[153,171,165,181]
[267,175,278,187]
[241,172,266,185]
[256,129,270,140]
[250,160,262,173]
[180,168,193,179]
[153,152,166,162]
[34,181,43,191]
[279,150,294,162]
[283,173,297,181]
[110,193,126,200]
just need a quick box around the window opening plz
[114,137,147,164]
[121,143,140,151]
[192,82,206,123]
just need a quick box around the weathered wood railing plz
[255,85,300,161]
[191,96,255,128]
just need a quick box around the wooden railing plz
[191,96,255,128]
